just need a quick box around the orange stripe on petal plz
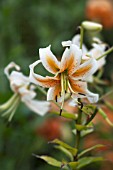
[46,55,60,73]
[39,46,60,74]
[47,84,61,101]
[34,75,60,88]
[60,45,82,74]
[72,58,97,80]
[69,78,87,94]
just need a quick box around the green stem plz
[75,99,83,161]
[97,46,113,61]
[80,26,84,49]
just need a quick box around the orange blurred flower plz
[36,118,62,141]
[86,0,113,29]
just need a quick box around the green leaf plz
[50,139,78,156]
[55,145,74,161]
[77,157,104,169]
[73,128,94,137]
[82,105,96,115]
[34,155,62,167]
[75,124,87,131]
[68,162,78,170]
[78,144,105,158]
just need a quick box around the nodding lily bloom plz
[0,62,50,121]
[29,44,99,114]
[62,35,107,69]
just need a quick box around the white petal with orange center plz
[60,44,82,75]
[29,60,60,88]
[69,78,99,103]
[72,58,97,80]
[47,84,61,102]
[69,78,88,94]
[39,45,60,74]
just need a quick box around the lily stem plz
[75,99,83,161]
[97,46,113,61]
[80,26,84,49]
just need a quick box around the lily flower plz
[29,44,99,114]
[0,62,50,121]
[62,35,107,69]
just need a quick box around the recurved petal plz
[4,62,20,79]
[86,90,99,103]
[69,79,99,103]
[29,60,60,88]
[60,44,82,75]
[23,99,50,116]
[47,84,61,102]
[39,45,60,74]
[71,58,98,80]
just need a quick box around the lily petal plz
[23,99,50,116]
[9,71,29,93]
[69,79,99,103]
[47,84,61,102]
[29,60,60,88]
[88,43,106,68]
[69,78,88,94]
[62,40,72,47]
[39,45,60,74]
[18,86,36,100]
[60,44,82,75]
[72,58,98,80]
[4,62,20,79]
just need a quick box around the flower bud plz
[82,21,103,32]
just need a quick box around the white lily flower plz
[62,35,107,69]
[0,62,50,121]
[29,44,99,114]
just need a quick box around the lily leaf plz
[68,162,78,170]
[55,145,74,161]
[77,157,104,169]
[73,128,94,137]
[50,139,78,156]
[78,144,105,158]
[82,104,96,115]
[33,154,62,167]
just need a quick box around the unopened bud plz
[82,21,102,32]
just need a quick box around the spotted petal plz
[47,84,61,102]
[39,45,60,74]
[29,60,60,88]
[69,79,99,103]
[72,58,97,80]
[60,44,82,75]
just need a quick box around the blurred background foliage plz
[0,0,113,169]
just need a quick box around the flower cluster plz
[0,21,112,120]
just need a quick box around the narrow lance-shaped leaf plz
[76,157,104,169]
[55,145,74,161]
[78,144,105,158]
[50,139,78,156]
[33,154,62,168]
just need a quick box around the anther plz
[55,95,57,102]
[60,109,62,116]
